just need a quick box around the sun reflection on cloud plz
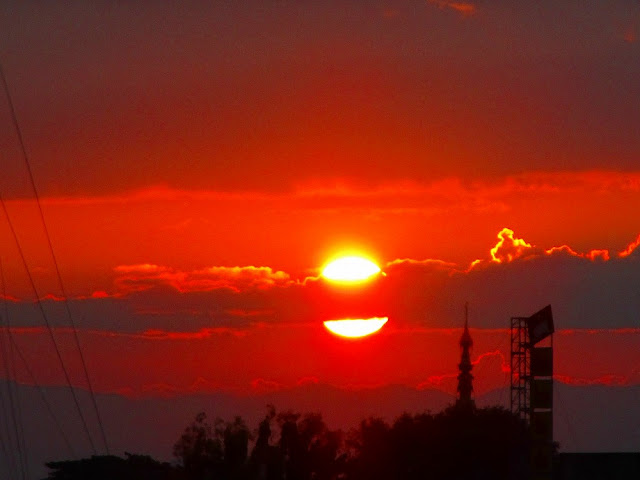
[323,317,388,338]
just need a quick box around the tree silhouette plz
[276,410,343,480]
[388,412,435,480]
[346,417,393,480]
[249,406,282,480]
[172,412,251,480]
[222,416,251,480]
[173,412,223,480]
[44,404,531,480]
[345,406,530,480]
[44,452,183,480]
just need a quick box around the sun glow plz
[321,256,381,282]
[323,317,388,338]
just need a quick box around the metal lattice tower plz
[510,316,530,423]
[510,305,555,480]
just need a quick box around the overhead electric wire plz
[6,320,29,480]
[1,62,109,454]
[0,196,97,455]
[0,259,27,480]
[0,383,19,480]
[0,356,20,480]
[5,320,76,458]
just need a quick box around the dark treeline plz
[43,404,530,480]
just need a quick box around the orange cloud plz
[90,290,110,299]
[114,263,292,293]
[114,263,169,274]
[138,383,180,398]
[296,376,320,386]
[382,8,400,19]
[6,326,251,340]
[545,244,580,257]
[33,290,120,302]
[138,327,249,340]
[490,228,534,263]
[386,258,457,269]
[5,326,51,335]
[226,308,276,317]
[545,245,610,262]
[553,374,629,387]
[112,377,223,398]
[417,348,509,390]
[4,170,640,301]
[428,0,476,16]
[624,29,636,44]
[70,290,119,300]
[464,227,628,270]
[472,349,510,373]
[40,293,65,302]
[585,249,610,261]
[250,378,283,393]
[25,171,640,215]
[0,293,19,302]
[557,328,640,335]
[385,258,459,277]
[619,233,640,258]
[417,372,457,389]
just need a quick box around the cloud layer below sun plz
[2,225,639,396]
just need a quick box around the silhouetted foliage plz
[345,405,530,480]
[173,412,224,480]
[173,412,252,480]
[43,452,183,480]
[44,404,531,480]
[249,406,282,480]
[222,416,251,479]
[275,410,343,480]
[346,416,392,480]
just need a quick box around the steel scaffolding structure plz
[510,316,531,423]
[510,305,554,480]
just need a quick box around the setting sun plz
[321,256,381,282]
[323,317,388,338]
[2,3,638,469]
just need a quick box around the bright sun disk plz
[321,256,381,282]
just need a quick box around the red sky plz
[1,0,640,463]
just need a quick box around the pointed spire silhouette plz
[456,302,475,410]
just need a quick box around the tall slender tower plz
[456,302,475,409]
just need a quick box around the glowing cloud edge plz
[323,317,388,338]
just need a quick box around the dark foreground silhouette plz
[43,404,530,480]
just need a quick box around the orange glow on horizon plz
[321,256,381,282]
[323,317,388,338]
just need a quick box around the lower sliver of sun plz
[323,318,388,338]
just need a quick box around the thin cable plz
[6,323,29,480]
[0,383,19,480]
[0,363,20,480]
[8,327,76,458]
[0,259,27,480]
[1,62,109,454]
[0,196,96,454]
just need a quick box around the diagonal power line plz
[1,257,76,462]
[0,259,26,480]
[1,62,109,454]
[0,196,97,454]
